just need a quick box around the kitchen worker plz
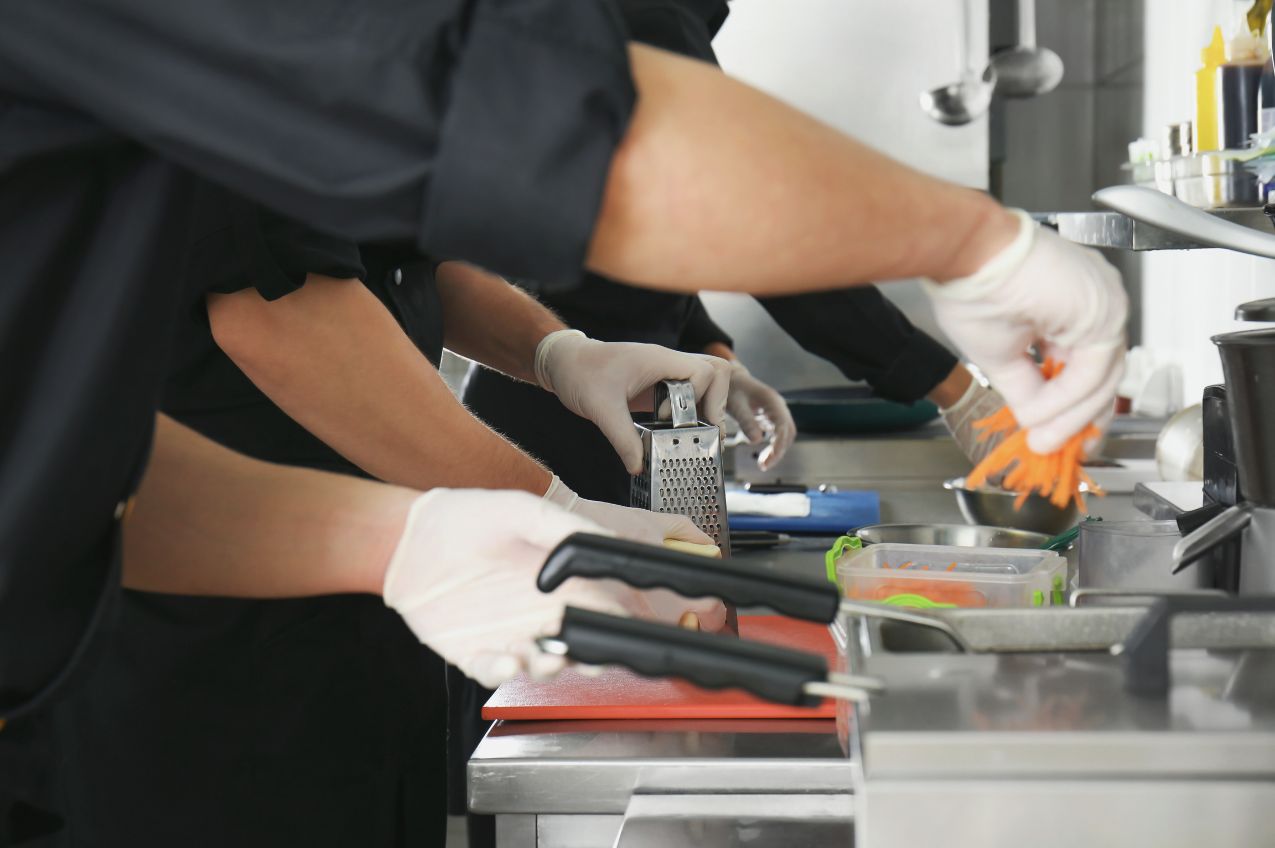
[0,1,1126,840]
[465,0,1010,507]
[36,182,730,847]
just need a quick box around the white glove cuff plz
[938,370,983,414]
[533,329,587,393]
[923,209,1035,303]
[382,489,446,603]
[541,474,580,511]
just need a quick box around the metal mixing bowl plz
[943,477,1083,536]
[856,523,1050,549]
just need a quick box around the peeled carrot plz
[966,358,1104,512]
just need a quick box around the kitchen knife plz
[539,533,841,624]
[539,606,882,706]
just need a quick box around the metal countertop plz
[469,425,1154,814]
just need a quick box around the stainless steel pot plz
[855,523,1049,549]
[944,477,1082,535]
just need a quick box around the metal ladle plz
[921,0,996,126]
[991,0,1064,97]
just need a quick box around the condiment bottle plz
[1197,27,1228,152]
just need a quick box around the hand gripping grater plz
[631,380,731,557]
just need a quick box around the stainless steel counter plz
[467,424,1201,847]
[1041,207,1273,251]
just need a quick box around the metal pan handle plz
[1116,595,1275,696]
[542,607,881,705]
[539,533,841,624]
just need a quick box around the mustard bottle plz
[1197,26,1228,152]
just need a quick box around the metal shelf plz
[1037,207,1272,251]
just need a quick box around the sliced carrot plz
[966,359,1106,512]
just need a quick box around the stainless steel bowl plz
[855,523,1049,549]
[944,477,1083,536]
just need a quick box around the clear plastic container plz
[834,542,1066,608]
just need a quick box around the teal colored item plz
[782,386,940,435]
[825,535,862,583]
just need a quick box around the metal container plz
[631,380,731,554]
[1214,327,1275,507]
[944,477,1081,535]
[1078,520,1208,591]
[855,523,1049,549]
[1171,153,1259,208]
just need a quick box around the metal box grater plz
[630,380,731,556]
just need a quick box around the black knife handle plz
[539,533,840,624]
[1122,595,1275,696]
[555,607,827,707]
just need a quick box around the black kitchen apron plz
[39,189,451,848]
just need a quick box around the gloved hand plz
[543,475,711,545]
[924,210,1127,453]
[535,330,733,474]
[543,476,729,631]
[383,488,643,689]
[718,360,796,472]
[939,376,1009,472]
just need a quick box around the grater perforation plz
[630,380,730,555]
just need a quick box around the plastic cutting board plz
[482,617,838,721]
[727,489,880,533]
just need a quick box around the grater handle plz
[538,533,840,624]
[544,606,829,707]
[654,380,699,427]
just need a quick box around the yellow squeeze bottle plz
[1197,26,1227,152]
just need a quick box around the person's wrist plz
[379,487,443,599]
[933,205,1025,285]
[533,329,587,393]
[929,364,976,410]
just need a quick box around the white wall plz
[1141,0,1275,402]
[702,0,990,390]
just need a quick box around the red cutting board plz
[482,616,838,720]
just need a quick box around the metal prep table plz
[470,719,853,847]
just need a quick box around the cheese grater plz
[631,380,731,557]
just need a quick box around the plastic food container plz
[833,542,1066,609]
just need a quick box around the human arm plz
[4,4,1120,448]
[207,273,553,495]
[431,261,733,474]
[434,261,565,384]
[208,268,711,543]
[125,416,719,684]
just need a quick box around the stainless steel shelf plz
[1037,207,1272,251]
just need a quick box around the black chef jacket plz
[0,0,636,757]
[464,0,958,505]
[36,184,449,848]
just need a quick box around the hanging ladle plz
[991,0,1065,97]
[921,0,997,126]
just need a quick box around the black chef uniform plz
[39,186,451,848]
[0,0,637,841]
[464,0,959,506]
[456,12,959,843]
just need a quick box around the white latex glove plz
[924,210,1127,453]
[535,330,733,474]
[718,360,796,472]
[383,488,644,689]
[939,376,1010,469]
[543,476,729,632]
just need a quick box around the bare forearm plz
[123,415,412,597]
[588,45,1018,293]
[210,276,551,494]
[435,261,565,382]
